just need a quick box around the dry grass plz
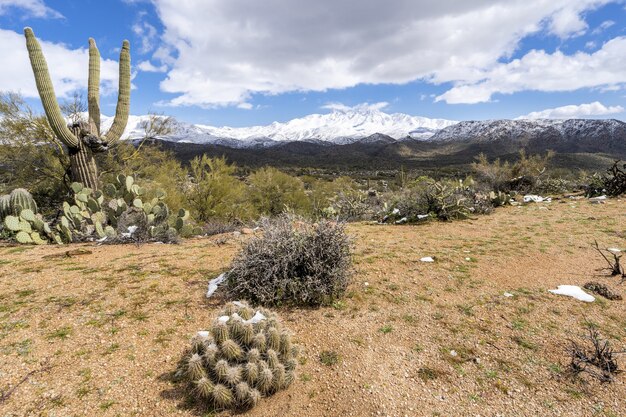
[0,198,625,416]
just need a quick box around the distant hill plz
[122,112,626,176]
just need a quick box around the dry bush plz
[569,328,623,383]
[383,178,493,223]
[227,215,351,306]
[472,150,553,193]
[601,161,626,197]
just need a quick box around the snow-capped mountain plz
[102,109,457,147]
[430,118,626,142]
[102,111,626,151]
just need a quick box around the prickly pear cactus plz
[177,301,297,410]
[59,175,195,243]
[489,191,511,207]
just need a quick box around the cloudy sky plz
[0,0,625,126]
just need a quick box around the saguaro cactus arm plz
[88,38,101,136]
[102,40,130,145]
[24,27,80,149]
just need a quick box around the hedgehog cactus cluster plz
[1,189,55,245]
[178,302,297,410]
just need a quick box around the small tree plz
[248,167,311,216]
[186,156,254,222]
[24,27,131,190]
[0,92,68,208]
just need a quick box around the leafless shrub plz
[569,328,624,383]
[593,240,625,279]
[202,220,239,237]
[227,215,352,306]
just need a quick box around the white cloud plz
[137,60,167,72]
[0,0,62,19]
[132,17,158,54]
[0,28,121,99]
[547,6,589,38]
[149,0,616,107]
[437,36,626,104]
[592,19,615,34]
[517,101,624,119]
[321,102,389,112]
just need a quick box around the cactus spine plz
[178,302,297,410]
[23,27,130,190]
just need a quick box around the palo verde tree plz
[23,27,130,190]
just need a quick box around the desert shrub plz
[99,141,188,213]
[472,150,553,193]
[203,220,239,237]
[248,167,311,216]
[569,328,622,383]
[176,301,297,411]
[310,177,374,221]
[227,215,352,306]
[0,92,68,213]
[382,178,494,222]
[534,177,574,195]
[186,156,255,223]
[589,160,626,197]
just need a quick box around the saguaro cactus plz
[24,27,130,190]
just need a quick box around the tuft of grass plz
[417,367,444,381]
[512,336,537,350]
[319,350,340,366]
[47,326,72,340]
[378,324,393,334]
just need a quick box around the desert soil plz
[1,198,625,416]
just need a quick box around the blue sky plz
[0,0,625,126]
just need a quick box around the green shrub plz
[472,150,553,193]
[248,167,311,216]
[176,301,297,410]
[382,178,493,222]
[227,215,352,306]
[310,177,373,221]
[186,156,255,222]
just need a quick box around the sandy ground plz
[0,198,625,417]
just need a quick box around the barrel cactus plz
[24,27,130,190]
[0,188,61,245]
[177,302,297,410]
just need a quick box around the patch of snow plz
[121,225,138,238]
[217,315,230,323]
[232,301,246,308]
[197,331,210,338]
[206,273,226,298]
[244,311,267,325]
[503,292,514,297]
[420,257,435,263]
[523,195,551,203]
[548,285,595,302]
[589,195,607,201]
[417,214,429,220]
[607,248,622,253]
[395,217,408,224]
[391,208,400,215]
